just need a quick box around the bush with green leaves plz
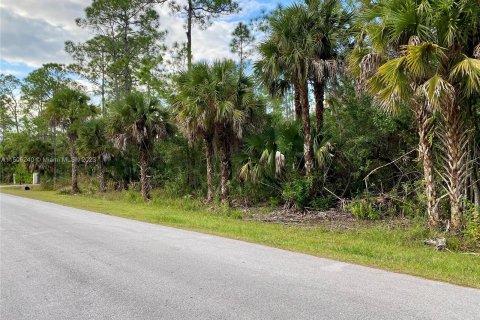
[464,203,480,242]
[347,198,381,220]
[282,177,312,210]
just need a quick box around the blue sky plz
[0,0,294,80]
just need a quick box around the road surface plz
[1,193,479,320]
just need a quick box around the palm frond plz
[403,42,445,80]
[419,74,455,112]
[450,56,480,97]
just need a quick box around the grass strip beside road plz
[1,188,479,288]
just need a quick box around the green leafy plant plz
[282,178,312,210]
[464,203,480,242]
[347,198,381,220]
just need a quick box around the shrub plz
[282,178,311,210]
[347,198,381,220]
[464,203,480,242]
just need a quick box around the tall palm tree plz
[304,0,349,134]
[368,0,480,230]
[350,0,441,226]
[173,60,260,204]
[172,62,217,202]
[45,87,96,193]
[214,60,261,204]
[256,40,301,120]
[109,92,169,201]
[256,5,314,177]
[429,0,480,229]
[77,118,112,192]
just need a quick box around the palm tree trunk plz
[298,80,314,177]
[416,105,439,226]
[140,148,151,201]
[293,82,302,121]
[98,158,106,193]
[205,136,214,203]
[443,103,467,231]
[218,127,232,205]
[69,138,80,194]
[313,80,325,134]
[220,154,231,205]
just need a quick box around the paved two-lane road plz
[1,193,479,319]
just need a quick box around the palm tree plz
[173,60,260,204]
[238,125,286,186]
[109,92,169,201]
[368,0,480,230]
[255,40,301,119]
[21,139,54,176]
[45,87,96,193]
[429,0,480,229]
[172,62,217,202]
[77,118,112,192]
[214,60,261,204]
[304,0,349,134]
[256,5,314,177]
[350,0,441,226]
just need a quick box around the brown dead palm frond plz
[418,74,455,112]
[311,59,343,83]
[474,44,480,59]
[359,53,382,87]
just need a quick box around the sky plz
[0,0,293,79]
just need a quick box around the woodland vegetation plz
[1,0,479,244]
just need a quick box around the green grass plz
[2,187,479,288]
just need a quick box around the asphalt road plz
[1,194,479,320]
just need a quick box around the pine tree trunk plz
[69,139,80,194]
[123,15,131,95]
[293,82,302,121]
[140,148,151,201]
[114,75,120,101]
[13,101,19,133]
[298,80,314,177]
[98,158,106,193]
[416,105,439,226]
[187,0,193,70]
[101,52,106,115]
[313,80,325,134]
[443,103,466,231]
[205,136,214,203]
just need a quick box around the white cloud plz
[157,6,238,63]
[0,9,73,66]
[1,0,276,68]
[1,0,89,31]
